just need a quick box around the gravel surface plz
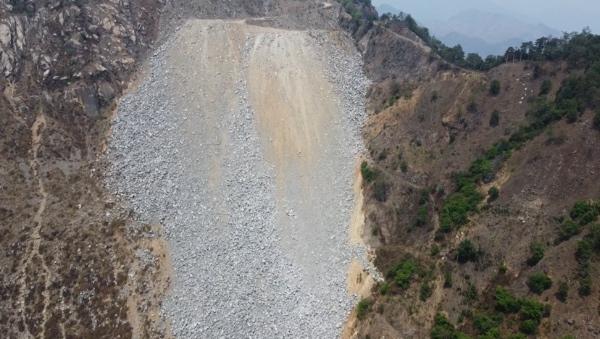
[106,19,377,338]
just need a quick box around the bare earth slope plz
[108,19,372,337]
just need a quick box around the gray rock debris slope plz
[107,19,373,338]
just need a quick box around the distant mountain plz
[376,3,402,16]
[375,4,560,56]
[439,32,524,57]
[431,10,560,55]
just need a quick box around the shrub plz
[379,282,390,295]
[400,161,408,173]
[463,282,479,304]
[356,299,372,320]
[576,239,593,297]
[495,287,521,313]
[360,161,377,183]
[590,223,600,250]
[499,263,508,275]
[443,269,453,288]
[473,314,500,334]
[430,244,440,257]
[489,110,500,127]
[519,319,538,334]
[556,280,569,302]
[576,239,592,263]
[457,240,479,263]
[440,183,483,232]
[579,275,592,296]
[490,80,501,96]
[393,259,418,290]
[520,298,545,322]
[526,242,545,266]
[431,313,470,339]
[564,101,580,123]
[373,179,389,202]
[539,80,552,95]
[420,282,433,301]
[479,328,500,339]
[571,201,592,219]
[488,187,499,202]
[594,111,600,130]
[527,272,552,294]
[557,219,582,242]
[467,101,479,113]
[415,206,429,227]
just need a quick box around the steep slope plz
[342,4,600,338]
[0,0,372,338]
[0,1,171,338]
[107,16,373,338]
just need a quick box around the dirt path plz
[17,113,52,337]
[109,19,372,338]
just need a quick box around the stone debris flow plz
[107,19,376,338]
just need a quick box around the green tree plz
[465,53,484,70]
[490,80,501,96]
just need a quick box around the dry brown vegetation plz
[344,8,600,337]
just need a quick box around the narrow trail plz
[17,112,52,337]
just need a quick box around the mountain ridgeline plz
[340,1,600,338]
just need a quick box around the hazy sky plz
[373,0,600,33]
